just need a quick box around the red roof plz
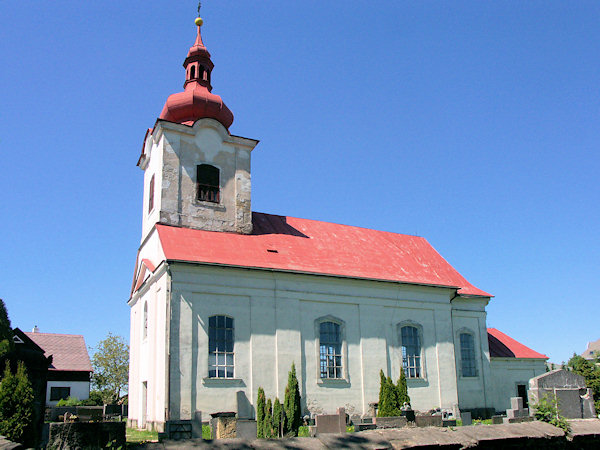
[155,212,491,297]
[487,328,548,359]
[25,332,92,372]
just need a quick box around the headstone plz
[314,407,346,434]
[354,423,377,431]
[442,419,457,427]
[461,411,472,426]
[235,419,257,439]
[191,411,202,438]
[503,396,530,423]
[76,406,103,422]
[582,388,596,419]
[374,416,408,429]
[367,402,378,418]
[236,391,252,419]
[529,369,589,419]
[491,415,504,424]
[415,415,443,427]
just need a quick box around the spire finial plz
[195,1,203,27]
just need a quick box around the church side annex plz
[127,13,547,432]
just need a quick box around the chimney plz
[32,326,39,333]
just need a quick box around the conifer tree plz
[284,363,301,436]
[0,300,13,358]
[0,361,34,444]
[396,369,410,406]
[377,370,389,417]
[263,398,273,438]
[256,387,266,438]
[272,397,283,438]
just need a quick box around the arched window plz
[148,174,155,213]
[143,302,148,339]
[400,325,422,378]
[197,164,220,203]
[208,315,234,378]
[190,65,196,80]
[199,65,205,80]
[319,321,342,379]
[460,332,477,377]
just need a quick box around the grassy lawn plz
[126,427,158,444]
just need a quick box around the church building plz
[128,16,547,432]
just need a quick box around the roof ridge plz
[24,332,85,338]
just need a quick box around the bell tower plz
[137,13,258,242]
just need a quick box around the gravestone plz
[235,419,257,439]
[461,411,472,426]
[314,407,346,434]
[76,406,103,422]
[191,411,202,439]
[529,369,594,419]
[491,415,504,424]
[374,416,408,429]
[236,390,253,419]
[415,414,443,427]
[210,412,237,439]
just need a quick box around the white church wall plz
[452,298,494,411]
[162,263,463,420]
[141,132,164,242]
[128,260,169,431]
[489,357,546,412]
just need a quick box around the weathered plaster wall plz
[490,357,546,412]
[140,119,257,241]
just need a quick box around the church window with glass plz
[460,332,477,377]
[319,321,342,379]
[208,315,234,378]
[401,325,422,378]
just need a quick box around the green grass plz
[202,424,212,439]
[472,418,492,425]
[126,427,158,444]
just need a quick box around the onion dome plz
[159,22,234,129]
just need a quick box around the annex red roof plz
[488,328,548,359]
[155,212,491,297]
[25,332,92,372]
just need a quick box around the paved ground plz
[142,419,600,449]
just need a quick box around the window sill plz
[406,377,429,386]
[202,377,245,387]
[317,378,350,387]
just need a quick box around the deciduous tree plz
[91,333,129,404]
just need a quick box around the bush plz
[56,396,81,407]
[284,363,301,436]
[256,387,266,438]
[0,361,34,444]
[568,353,600,414]
[533,394,570,433]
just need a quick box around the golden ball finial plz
[195,17,204,27]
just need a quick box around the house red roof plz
[24,332,92,372]
[487,328,548,359]
[155,212,491,297]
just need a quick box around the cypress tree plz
[0,361,34,444]
[272,397,283,438]
[284,363,301,436]
[396,369,410,407]
[377,370,388,417]
[256,387,266,438]
[263,398,273,438]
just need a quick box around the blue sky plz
[0,1,598,364]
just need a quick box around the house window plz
[50,386,70,401]
[143,302,148,339]
[319,321,342,379]
[148,174,155,213]
[197,164,220,203]
[401,325,422,378]
[208,315,234,378]
[460,332,477,377]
